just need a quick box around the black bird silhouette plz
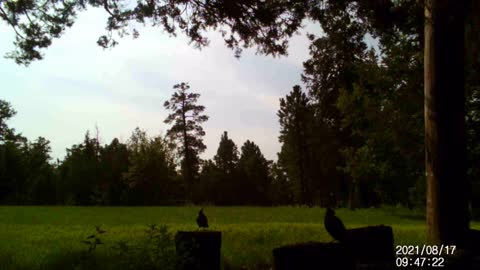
[196,208,208,229]
[324,208,347,242]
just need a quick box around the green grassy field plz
[0,206,475,270]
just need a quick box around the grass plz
[0,206,477,269]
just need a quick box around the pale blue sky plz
[0,8,321,161]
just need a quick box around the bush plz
[112,224,176,270]
[71,224,176,270]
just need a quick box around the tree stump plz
[175,231,221,270]
[345,225,394,264]
[272,225,394,270]
[273,242,355,270]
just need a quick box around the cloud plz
[0,8,317,162]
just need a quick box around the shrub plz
[112,224,176,270]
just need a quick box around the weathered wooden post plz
[175,231,221,270]
[272,225,394,270]
[345,225,394,269]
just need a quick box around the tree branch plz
[0,6,25,39]
[103,0,115,17]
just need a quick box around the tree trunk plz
[348,180,360,210]
[181,100,192,202]
[424,0,469,245]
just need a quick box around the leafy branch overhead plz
[1,0,419,66]
[1,0,309,65]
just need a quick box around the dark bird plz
[324,208,347,242]
[196,208,208,229]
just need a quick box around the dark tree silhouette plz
[300,6,369,208]
[123,128,178,205]
[466,2,480,217]
[269,161,294,205]
[238,140,271,205]
[214,131,239,176]
[277,85,312,205]
[164,82,208,201]
[0,100,17,142]
[195,159,222,204]
[213,131,240,204]
[99,138,129,205]
[424,0,469,245]
[24,137,56,205]
[58,131,101,205]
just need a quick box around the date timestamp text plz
[395,245,456,268]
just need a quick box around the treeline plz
[0,98,283,205]
[273,2,480,209]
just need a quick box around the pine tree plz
[277,85,313,205]
[164,82,208,201]
[238,140,271,205]
[214,131,239,175]
[212,131,240,204]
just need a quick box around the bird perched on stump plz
[324,208,347,242]
[196,208,208,229]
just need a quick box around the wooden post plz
[175,231,221,270]
[344,225,394,264]
[424,0,469,245]
[272,225,394,269]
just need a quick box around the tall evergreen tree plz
[24,137,57,205]
[277,85,314,205]
[238,140,271,205]
[0,136,28,204]
[58,131,101,205]
[301,3,370,208]
[214,131,239,175]
[0,100,49,204]
[164,82,208,201]
[212,131,240,204]
[99,138,129,205]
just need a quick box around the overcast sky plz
[0,8,321,162]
